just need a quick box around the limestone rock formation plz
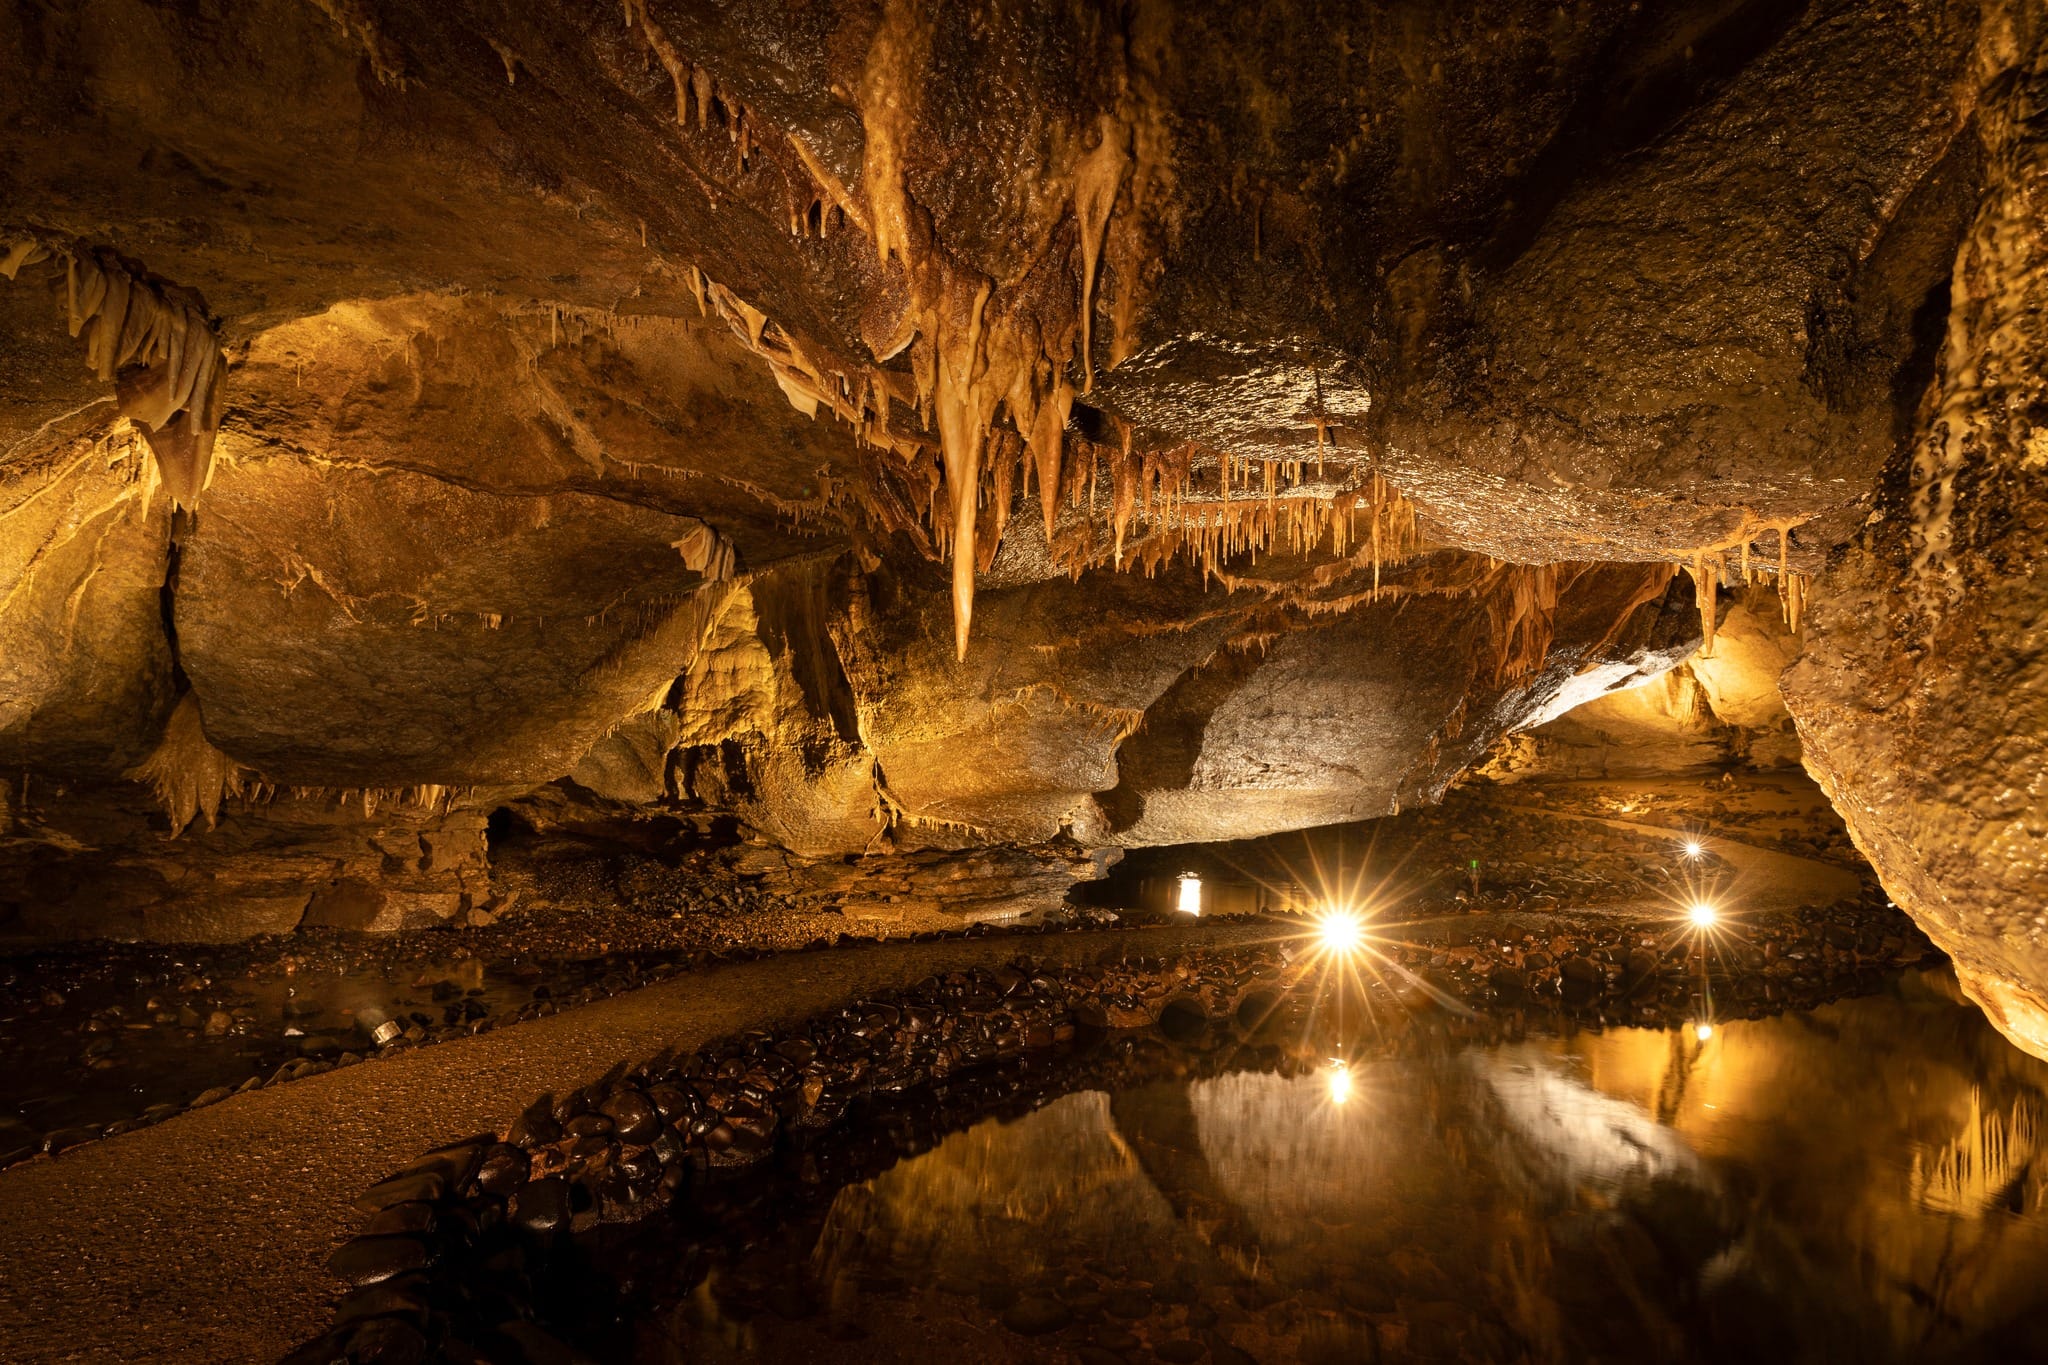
[1785,5,2048,1060]
[1485,594,1804,780]
[0,0,2042,1055]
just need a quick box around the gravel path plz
[0,921,1286,1365]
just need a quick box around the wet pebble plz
[598,1090,659,1145]
[510,1177,571,1234]
[326,1234,430,1287]
[1104,1289,1155,1320]
[1000,1294,1072,1335]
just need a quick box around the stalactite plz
[621,0,695,126]
[1688,553,1720,656]
[974,429,1021,573]
[1667,517,1812,648]
[1485,563,1560,684]
[1072,114,1129,394]
[2,232,227,509]
[306,0,407,86]
[672,523,736,582]
[126,694,250,837]
[932,279,997,659]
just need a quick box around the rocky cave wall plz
[1,2,2045,1052]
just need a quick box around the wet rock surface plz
[1780,6,2048,1062]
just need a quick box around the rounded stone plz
[598,1090,660,1145]
[563,1112,614,1140]
[326,1235,430,1287]
[1001,1294,1073,1336]
[509,1177,571,1234]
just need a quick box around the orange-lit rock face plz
[0,0,2042,1050]
[1784,8,2048,1062]
[1484,595,1804,780]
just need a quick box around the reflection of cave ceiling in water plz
[822,975,2048,1360]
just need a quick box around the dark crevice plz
[483,805,525,855]
[1479,0,1814,274]
[1892,275,1954,453]
[158,517,189,693]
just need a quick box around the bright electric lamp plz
[1695,1022,1714,1042]
[1318,909,1365,954]
[1176,873,1202,916]
[1327,1061,1353,1106]
[1688,901,1718,929]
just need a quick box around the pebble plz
[510,1177,571,1234]
[335,1315,429,1364]
[325,1234,430,1286]
[355,1172,446,1212]
[597,1091,659,1145]
[1001,1294,1073,1335]
[1104,1289,1155,1319]
[363,1201,438,1236]
[331,1282,430,1328]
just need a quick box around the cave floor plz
[0,920,1295,1365]
[0,768,1873,1166]
[0,767,1910,1363]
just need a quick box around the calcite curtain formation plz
[2,1,2047,1057]
[2,233,226,509]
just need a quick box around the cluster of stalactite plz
[127,694,477,837]
[1684,521,1811,654]
[686,240,1427,609]
[618,8,1854,678]
[619,1,1179,658]
[2,232,227,508]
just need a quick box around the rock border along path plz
[0,921,1288,1365]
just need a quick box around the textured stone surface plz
[1485,595,1803,780]
[0,431,173,773]
[0,0,2040,1055]
[1785,8,2048,1060]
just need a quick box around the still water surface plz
[587,969,2048,1364]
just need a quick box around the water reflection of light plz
[1327,1060,1353,1106]
[1689,901,1718,929]
[1695,1022,1715,1042]
[780,981,2048,1365]
[1176,873,1202,916]
[811,1090,1175,1289]
[1683,839,1705,860]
